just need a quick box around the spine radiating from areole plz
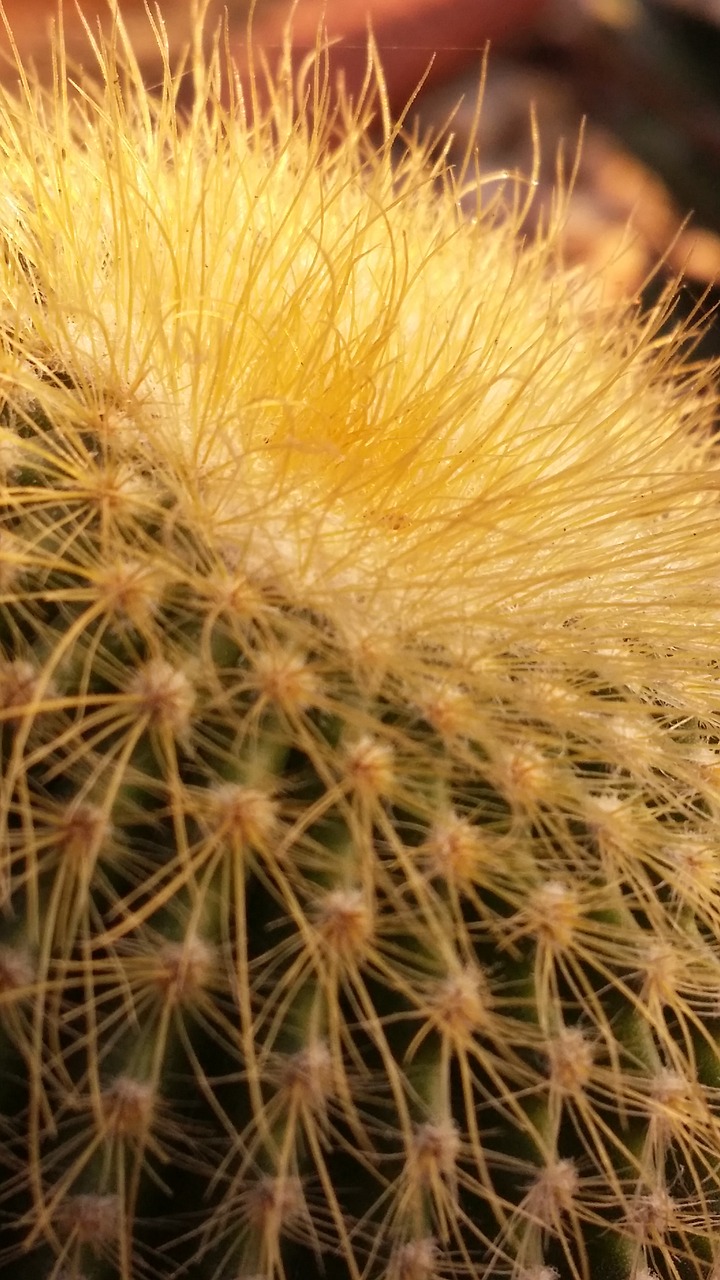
[0,4,719,1280]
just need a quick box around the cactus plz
[1,4,720,1280]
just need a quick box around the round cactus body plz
[1,6,720,1280]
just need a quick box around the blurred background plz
[2,0,720,345]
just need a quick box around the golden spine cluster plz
[0,5,719,1280]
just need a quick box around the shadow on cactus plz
[1,3,720,1279]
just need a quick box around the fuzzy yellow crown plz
[1,2,717,660]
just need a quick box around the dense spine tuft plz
[0,4,719,1280]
